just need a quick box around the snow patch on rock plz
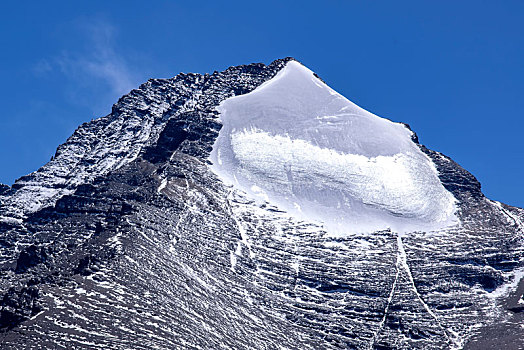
[209,61,457,235]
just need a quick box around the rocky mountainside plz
[0,58,523,349]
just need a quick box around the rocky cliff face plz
[0,58,523,349]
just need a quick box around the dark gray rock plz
[0,58,523,349]
[0,184,9,196]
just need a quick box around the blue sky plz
[0,1,523,207]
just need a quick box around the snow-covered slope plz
[210,61,457,234]
[2,58,523,350]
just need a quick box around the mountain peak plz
[0,58,292,224]
[1,58,523,349]
[210,60,457,234]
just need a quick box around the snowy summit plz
[1,58,523,349]
[210,60,457,235]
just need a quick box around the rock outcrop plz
[0,58,522,349]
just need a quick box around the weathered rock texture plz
[0,58,523,349]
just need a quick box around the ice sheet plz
[209,61,457,235]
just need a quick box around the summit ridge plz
[0,58,523,349]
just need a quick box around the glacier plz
[210,61,458,234]
[1,58,523,349]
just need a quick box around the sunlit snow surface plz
[210,61,457,235]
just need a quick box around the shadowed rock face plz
[0,58,523,349]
